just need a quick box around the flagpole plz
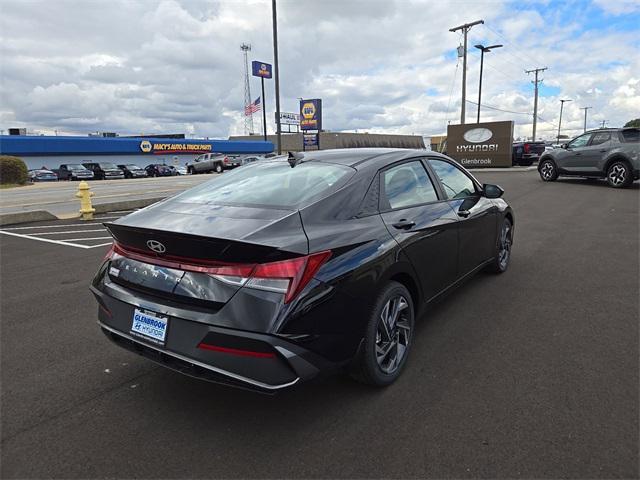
[261,78,267,141]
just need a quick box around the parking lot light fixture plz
[474,44,502,123]
[557,99,572,144]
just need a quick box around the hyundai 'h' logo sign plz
[463,128,493,143]
[146,240,166,254]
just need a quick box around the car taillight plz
[223,156,229,164]
[103,244,115,261]
[524,143,530,153]
[213,251,332,303]
[111,242,331,303]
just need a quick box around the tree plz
[624,118,640,128]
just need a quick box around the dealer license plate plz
[131,308,168,345]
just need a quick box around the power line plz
[465,100,530,115]
[484,24,546,68]
[445,57,461,129]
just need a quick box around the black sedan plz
[91,149,514,392]
[118,164,148,179]
[145,164,173,177]
[28,169,58,182]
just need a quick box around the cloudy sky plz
[1,0,638,141]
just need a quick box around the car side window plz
[590,132,611,146]
[380,161,438,210]
[568,133,592,148]
[427,159,476,200]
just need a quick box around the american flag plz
[244,96,261,115]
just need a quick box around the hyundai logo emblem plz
[463,128,493,143]
[146,240,166,254]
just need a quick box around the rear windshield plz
[99,163,118,169]
[174,160,355,209]
[67,164,86,170]
[619,129,639,143]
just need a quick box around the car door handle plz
[575,152,581,156]
[458,209,471,218]
[392,219,416,230]
[599,149,607,152]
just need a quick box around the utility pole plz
[557,99,572,144]
[600,120,608,129]
[525,67,547,141]
[475,44,502,123]
[449,19,484,125]
[271,0,282,154]
[580,106,592,132]
[240,43,254,135]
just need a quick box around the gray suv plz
[538,128,639,188]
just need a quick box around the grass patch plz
[0,183,29,189]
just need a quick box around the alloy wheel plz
[498,221,512,270]
[375,295,411,374]
[541,161,555,180]
[608,163,627,187]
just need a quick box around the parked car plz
[512,141,546,166]
[186,153,240,174]
[238,155,264,166]
[28,169,58,182]
[538,128,640,188]
[53,163,94,181]
[168,165,188,175]
[118,164,148,179]
[144,164,173,177]
[92,148,514,392]
[82,162,125,180]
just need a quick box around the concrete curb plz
[0,197,165,226]
[0,210,59,226]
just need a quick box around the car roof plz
[267,148,450,172]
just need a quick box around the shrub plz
[0,155,28,185]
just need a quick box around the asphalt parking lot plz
[1,171,638,479]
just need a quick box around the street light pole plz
[450,19,484,125]
[580,106,592,132]
[474,44,502,123]
[557,99,572,144]
[271,0,282,154]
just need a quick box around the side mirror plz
[483,183,504,199]
[561,143,569,149]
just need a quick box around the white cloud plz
[0,0,638,140]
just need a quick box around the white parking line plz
[0,230,111,249]
[58,236,113,242]
[36,229,107,236]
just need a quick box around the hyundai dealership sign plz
[446,121,514,167]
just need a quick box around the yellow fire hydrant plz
[75,180,95,220]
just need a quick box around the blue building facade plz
[0,135,274,170]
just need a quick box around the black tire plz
[188,166,196,174]
[485,217,513,274]
[606,160,633,188]
[214,163,223,174]
[539,159,558,182]
[350,281,415,387]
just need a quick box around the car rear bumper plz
[91,285,335,393]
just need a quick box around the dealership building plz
[0,134,273,170]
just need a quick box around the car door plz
[562,133,593,171]
[379,159,459,302]
[426,158,497,277]
[575,131,612,173]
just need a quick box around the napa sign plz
[139,140,212,154]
